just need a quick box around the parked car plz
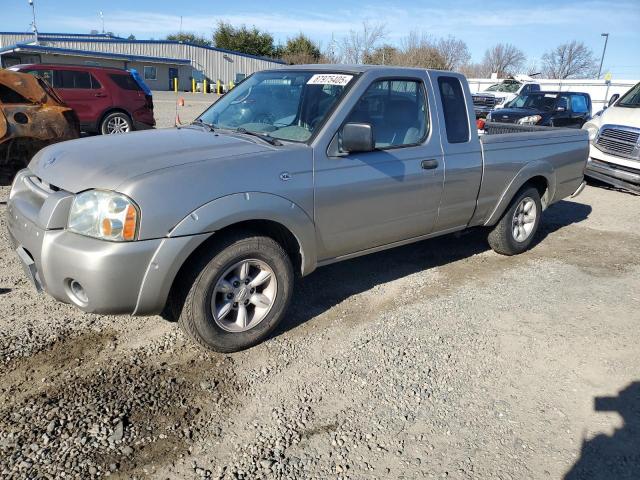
[487,91,592,128]
[472,76,541,117]
[9,64,155,134]
[7,66,588,352]
[582,82,640,194]
[1,68,79,168]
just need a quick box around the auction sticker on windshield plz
[307,74,353,86]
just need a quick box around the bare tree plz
[459,62,491,78]
[541,41,599,79]
[340,21,386,64]
[397,32,447,69]
[483,43,526,77]
[434,36,471,71]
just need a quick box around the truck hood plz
[29,127,272,193]
[598,105,640,127]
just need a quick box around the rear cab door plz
[427,72,483,232]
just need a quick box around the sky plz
[2,0,639,78]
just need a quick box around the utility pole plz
[28,0,38,44]
[598,33,609,79]
[99,11,105,34]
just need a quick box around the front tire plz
[487,186,542,255]
[100,112,132,135]
[177,234,294,353]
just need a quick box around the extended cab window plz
[54,70,92,89]
[437,76,469,144]
[345,79,429,148]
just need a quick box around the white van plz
[583,82,640,193]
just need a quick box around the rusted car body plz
[0,69,79,167]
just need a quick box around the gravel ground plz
[151,91,219,128]
[0,99,638,479]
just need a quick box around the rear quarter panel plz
[471,129,588,226]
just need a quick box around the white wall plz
[468,78,639,112]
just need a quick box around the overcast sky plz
[3,0,639,78]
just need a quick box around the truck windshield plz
[485,81,521,93]
[508,93,557,111]
[197,71,356,143]
[617,82,640,108]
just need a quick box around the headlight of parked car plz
[68,190,139,241]
[517,115,542,126]
[494,96,506,105]
[586,126,599,142]
[486,112,492,121]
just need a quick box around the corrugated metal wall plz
[0,33,120,48]
[1,35,285,84]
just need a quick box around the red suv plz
[10,64,155,134]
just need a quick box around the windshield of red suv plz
[198,71,356,142]
[617,82,640,108]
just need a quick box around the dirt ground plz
[0,99,638,479]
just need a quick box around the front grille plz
[596,125,640,159]
[473,95,498,108]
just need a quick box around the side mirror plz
[342,123,374,153]
[608,93,620,107]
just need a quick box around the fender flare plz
[484,160,556,226]
[169,192,317,275]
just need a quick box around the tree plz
[213,22,275,57]
[364,44,400,65]
[397,32,447,69]
[165,32,211,47]
[434,36,471,71]
[541,41,598,79]
[483,43,526,77]
[127,34,136,41]
[340,21,386,64]
[281,34,321,64]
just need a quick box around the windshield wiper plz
[190,119,215,132]
[235,127,282,146]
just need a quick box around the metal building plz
[0,32,286,91]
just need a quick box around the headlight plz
[494,96,506,105]
[586,126,599,141]
[517,115,542,125]
[68,190,139,241]
[486,112,492,121]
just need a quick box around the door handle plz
[94,93,107,98]
[421,159,439,170]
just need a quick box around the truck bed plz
[471,124,589,226]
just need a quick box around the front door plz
[314,77,445,260]
[169,68,179,90]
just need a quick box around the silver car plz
[6,66,588,352]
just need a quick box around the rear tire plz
[100,112,132,135]
[176,234,294,353]
[488,186,542,256]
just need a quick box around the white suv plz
[472,78,541,117]
[583,82,640,193]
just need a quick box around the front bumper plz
[585,146,640,194]
[6,170,210,315]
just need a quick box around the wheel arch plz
[132,193,317,316]
[484,162,555,226]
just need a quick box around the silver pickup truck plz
[7,65,588,352]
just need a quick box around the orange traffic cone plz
[178,97,185,107]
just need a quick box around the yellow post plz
[203,79,208,94]
[173,77,178,93]
[229,80,234,91]
[192,78,196,93]
[217,80,221,95]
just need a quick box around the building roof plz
[0,43,191,65]
[0,32,287,65]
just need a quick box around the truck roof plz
[275,64,457,75]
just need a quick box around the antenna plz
[179,16,183,34]
[28,0,39,44]
[99,11,105,34]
